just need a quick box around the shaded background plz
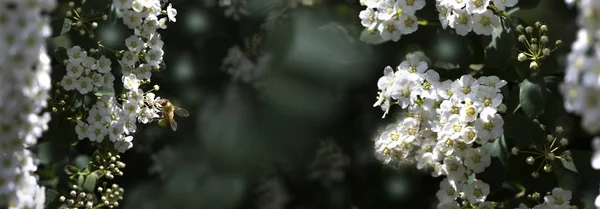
[36,0,588,208]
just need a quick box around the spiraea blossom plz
[359,0,519,39]
[557,0,600,206]
[58,0,178,153]
[372,53,507,207]
[0,0,56,208]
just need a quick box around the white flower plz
[398,13,419,34]
[474,107,504,141]
[452,74,480,101]
[472,9,499,35]
[466,0,490,14]
[398,53,428,82]
[463,180,490,203]
[145,48,164,67]
[442,157,466,180]
[81,56,97,70]
[464,147,491,173]
[115,136,134,153]
[436,2,452,29]
[75,120,89,140]
[75,77,94,94]
[449,9,473,36]
[376,1,399,21]
[397,0,426,14]
[478,76,507,92]
[66,62,84,78]
[122,73,140,90]
[108,123,126,142]
[167,3,178,22]
[493,0,518,11]
[95,55,112,73]
[438,201,462,209]
[359,8,378,30]
[436,178,459,203]
[543,188,572,206]
[378,19,402,42]
[121,51,139,67]
[60,75,77,90]
[87,122,108,142]
[122,10,144,29]
[112,0,133,10]
[67,46,87,64]
[125,35,145,53]
[147,32,164,49]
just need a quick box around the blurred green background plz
[36,0,586,208]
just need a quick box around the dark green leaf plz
[482,16,515,69]
[519,77,546,118]
[482,136,509,165]
[44,189,59,206]
[51,18,72,37]
[552,160,579,191]
[83,172,98,192]
[503,114,546,148]
[64,165,79,175]
[77,175,85,187]
[559,150,578,173]
[359,28,388,45]
[74,155,90,170]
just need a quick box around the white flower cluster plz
[60,46,115,94]
[219,0,248,21]
[359,0,424,42]
[559,0,600,134]
[60,0,178,153]
[359,0,519,39]
[372,53,507,208]
[434,0,514,36]
[0,0,56,208]
[513,188,573,209]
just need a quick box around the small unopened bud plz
[547,153,556,160]
[79,30,85,35]
[518,53,527,62]
[544,164,552,172]
[543,48,551,56]
[70,190,77,197]
[531,192,541,200]
[530,61,539,70]
[59,196,66,202]
[531,38,538,44]
[516,25,524,33]
[153,85,160,91]
[511,147,519,155]
[76,7,82,13]
[531,171,539,178]
[67,199,75,206]
[79,192,86,198]
[556,126,564,133]
[541,35,549,43]
[518,35,527,42]
[556,40,562,46]
[526,26,534,33]
[560,138,569,146]
[69,2,75,7]
[88,34,95,39]
[535,21,542,28]
[92,22,98,28]
[526,156,535,165]
[102,14,108,21]
[498,104,507,113]
[547,134,554,142]
[531,44,539,51]
[540,25,548,32]
[66,11,73,17]
[86,201,93,209]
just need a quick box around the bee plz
[157,99,189,131]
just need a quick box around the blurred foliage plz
[33,0,598,208]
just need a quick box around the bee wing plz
[174,107,190,117]
[170,119,178,131]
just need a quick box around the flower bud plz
[544,164,552,172]
[518,53,527,62]
[516,25,524,33]
[540,25,548,32]
[66,11,73,17]
[543,48,551,56]
[92,22,98,28]
[103,14,109,21]
[531,44,539,51]
[556,40,562,46]
[560,138,569,146]
[547,134,554,142]
[531,192,541,200]
[518,35,527,42]
[535,21,542,28]
[556,126,564,133]
[511,147,519,155]
[530,61,538,70]
[547,152,556,160]
[79,29,86,35]
[526,156,535,165]
[531,171,539,178]
[59,196,66,202]
[541,35,548,43]
[153,85,160,91]
[498,104,507,113]
[526,26,534,33]
[70,190,76,197]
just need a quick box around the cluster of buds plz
[91,152,126,180]
[516,21,562,71]
[58,185,95,209]
[64,0,109,38]
[510,122,568,178]
[97,182,124,209]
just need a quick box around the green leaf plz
[519,77,546,118]
[74,155,90,170]
[482,16,515,69]
[559,150,578,173]
[552,159,579,191]
[359,28,389,45]
[570,150,600,180]
[44,189,59,206]
[77,175,85,187]
[83,172,98,192]
[482,136,510,165]
[94,86,115,97]
[64,165,79,175]
[51,18,72,37]
[503,114,546,148]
